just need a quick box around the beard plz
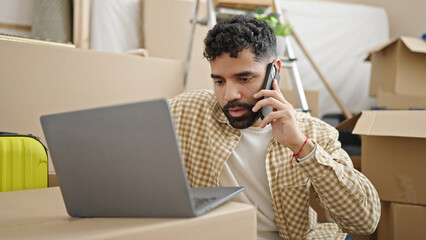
[221,100,260,129]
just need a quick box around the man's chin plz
[226,114,260,129]
[221,102,260,129]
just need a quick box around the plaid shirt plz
[170,90,380,240]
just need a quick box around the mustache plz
[222,100,255,112]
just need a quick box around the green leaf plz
[253,10,292,37]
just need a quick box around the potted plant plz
[253,8,292,57]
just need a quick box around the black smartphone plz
[259,62,280,119]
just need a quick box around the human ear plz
[273,59,282,73]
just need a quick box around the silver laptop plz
[40,99,244,218]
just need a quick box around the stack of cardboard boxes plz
[353,111,425,240]
[342,36,426,240]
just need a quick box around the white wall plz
[314,0,426,38]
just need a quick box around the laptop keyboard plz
[193,197,217,209]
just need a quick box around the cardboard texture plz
[0,187,256,240]
[144,0,212,92]
[377,201,426,240]
[48,174,59,187]
[282,90,319,118]
[350,156,361,171]
[335,112,362,131]
[0,38,184,173]
[376,91,426,110]
[367,36,426,97]
[352,111,426,205]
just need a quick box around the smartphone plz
[259,62,280,119]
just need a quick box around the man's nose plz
[224,83,242,102]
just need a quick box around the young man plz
[170,15,380,240]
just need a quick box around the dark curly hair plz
[203,15,276,62]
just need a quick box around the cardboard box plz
[282,89,319,118]
[376,91,426,110]
[0,187,256,239]
[367,36,426,97]
[377,201,426,240]
[351,233,377,240]
[351,110,426,205]
[350,155,361,171]
[48,174,59,187]
[213,0,272,9]
[0,38,184,173]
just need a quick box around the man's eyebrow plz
[210,74,222,79]
[210,71,255,79]
[234,71,255,77]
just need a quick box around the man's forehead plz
[213,49,270,65]
[219,48,256,60]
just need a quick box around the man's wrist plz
[290,138,315,159]
[297,143,317,162]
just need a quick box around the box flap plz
[353,111,426,138]
[365,36,426,61]
[401,36,426,54]
[365,37,399,61]
[335,112,361,130]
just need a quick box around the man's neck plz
[251,118,264,128]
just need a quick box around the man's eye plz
[214,80,224,85]
[240,77,252,82]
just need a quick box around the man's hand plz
[252,80,315,158]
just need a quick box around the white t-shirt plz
[219,125,281,240]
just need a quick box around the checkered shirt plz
[170,90,381,240]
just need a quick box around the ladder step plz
[280,57,297,61]
[215,7,253,20]
[281,61,298,68]
[295,108,312,113]
[190,17,208,26]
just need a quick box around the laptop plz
[40,99,244,218]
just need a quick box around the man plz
[170,15,380,240]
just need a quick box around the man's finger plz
[252,97,282,113]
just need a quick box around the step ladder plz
[184,0,310,114]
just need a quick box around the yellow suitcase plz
[0,132,48,192]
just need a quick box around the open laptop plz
[40,99,244,218]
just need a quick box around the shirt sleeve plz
[296,143,317,162]
[296,128,381,234]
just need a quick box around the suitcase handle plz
[0,131,18,135]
